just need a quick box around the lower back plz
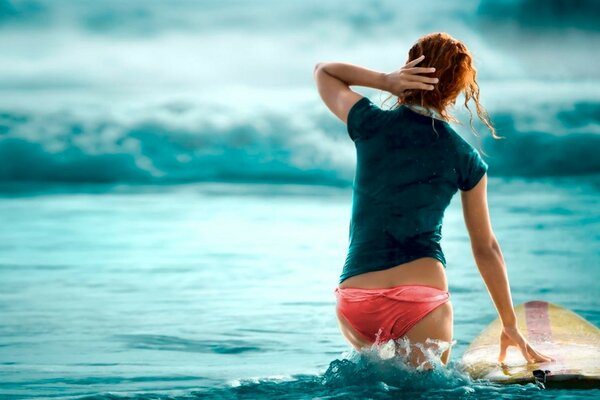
[338,257,448,291]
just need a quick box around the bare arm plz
[462,175,554,364]
[313,62,388,124]
[313,56,437,123]
[460,174,517,327]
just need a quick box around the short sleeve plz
[456,147,488,191]
[346,96,389,141]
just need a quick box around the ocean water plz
[1,0,599,398]
[0,177,598,399]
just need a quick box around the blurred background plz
[0,0,599,399]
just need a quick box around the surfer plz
[314,32,555,369]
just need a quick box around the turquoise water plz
[0,177,598,399]
[1,0,599,398]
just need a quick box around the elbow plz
[472,236,500,258]
[313,63,328,83]
[314,62,329,75]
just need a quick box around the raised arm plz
[461,175,554,364]
[313,55,438,123]
[313,62,379,123]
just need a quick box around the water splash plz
[319,337,547,399]
[322,337,465,388]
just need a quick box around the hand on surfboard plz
[498,325,556,364]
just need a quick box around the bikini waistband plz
[334,284,450,303]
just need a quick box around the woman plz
[313,32,554,369]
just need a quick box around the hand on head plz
[383,55,438,98]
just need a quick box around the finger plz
[404,82,435,91]
[403,66,437,74]
[404,55,425,68]
[404,74,439,84]
[528,349,550,363]
[498,344,508,363]
[533,352,554,363]
[526,344,555,362]
[517,339,535,363]
[498,334,509,363]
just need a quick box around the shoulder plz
[444,125,479,155]
[346,96,397,141]
[447,129,488,191]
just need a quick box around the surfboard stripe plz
[524,300,552,343]
[525,301,569,376]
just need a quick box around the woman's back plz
[340,96,488,285]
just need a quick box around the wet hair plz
[384,32,502,140]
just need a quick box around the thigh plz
[397,300,454,368]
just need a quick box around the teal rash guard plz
[340,96,488,284]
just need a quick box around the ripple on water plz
[114,334,263,354]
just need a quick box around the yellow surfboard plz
[461,300,600,389]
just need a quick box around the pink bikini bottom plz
[334,284,450,345]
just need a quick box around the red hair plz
[385,32,501,140]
